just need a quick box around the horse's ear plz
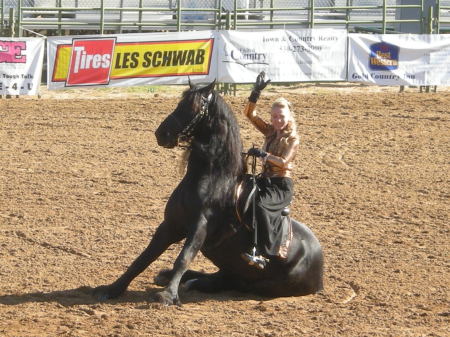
[188,76,193,89]
[201,79,216,94]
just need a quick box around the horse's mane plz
[184,86,244,207]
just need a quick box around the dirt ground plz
[0,84,449,337]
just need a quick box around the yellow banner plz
[52,39,213,82]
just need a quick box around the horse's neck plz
[185,143,241,198]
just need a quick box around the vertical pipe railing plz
[9,7,15,37]
[420,0,424,33]
[1,0,4,36]
[309,0,315,28]
[428,5,434,33]
[57,0,62,36]
[345,0,350,31]
[177,0,181,32]
[216,0,221,29]
[270,0,274,29]
[436,0,440,33]
[17,0,22,37]
[119,0,124,33]
[382,0,386,33]
[8,8,16,37]
[100,0,105,34]
[233,0,237,30]
[138,0,143,33]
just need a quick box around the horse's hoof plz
[92,284,124,301]
[154,290,181,306]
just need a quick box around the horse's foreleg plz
[154,216,207,306]
[93,221,183,301]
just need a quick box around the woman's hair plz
[272,97,292,111]
[271,97,298,138]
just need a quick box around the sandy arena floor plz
[0,84,449,336]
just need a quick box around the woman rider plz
[241,71,300,269]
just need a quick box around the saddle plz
[235,174,293,259]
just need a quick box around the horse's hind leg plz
[185,270,237,293]
[155,269,232,293]
[154,269,211,287]
[93,221,183,301]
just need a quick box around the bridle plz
[173,92,214,144]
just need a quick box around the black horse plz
[93,81,323,305]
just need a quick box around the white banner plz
[0,38,45,96]
[217,29,348,83]
[348,34,450,86]
[47,31,218,90]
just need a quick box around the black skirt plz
[255,176,293,257]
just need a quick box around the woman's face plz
[271,105,290,131]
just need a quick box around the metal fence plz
[1,0,449,36]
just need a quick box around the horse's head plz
[155,79,216,148]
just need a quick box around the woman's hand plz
[254,71,271,91]
[247,147,268,158]
[249,71,271,103]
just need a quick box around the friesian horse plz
[93,80,323,305]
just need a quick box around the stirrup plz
[241,248,268,270]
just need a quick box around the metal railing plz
[0,0,434,37]
[2,0,227,36]
[231,0,424,33]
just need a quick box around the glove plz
[249,71,271,103]
[247,147,268,158]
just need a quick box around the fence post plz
[14,0,21,37]
[118,0,124,33]
[1,0,4,36]
[270,0,274,29]
[309,0,315,28]
[100,0,105,34]
[138,0,143,33]
[216,0,222,30]
[382,0,387,33]
[177,0,181,32]
[9,7,15,37]
[428,5,434,33]
[57,0,62,36]
[233,0,237,30]
[436,0,440,33]
[18,0,23,37]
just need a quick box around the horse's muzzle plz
[155,127,178,148]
